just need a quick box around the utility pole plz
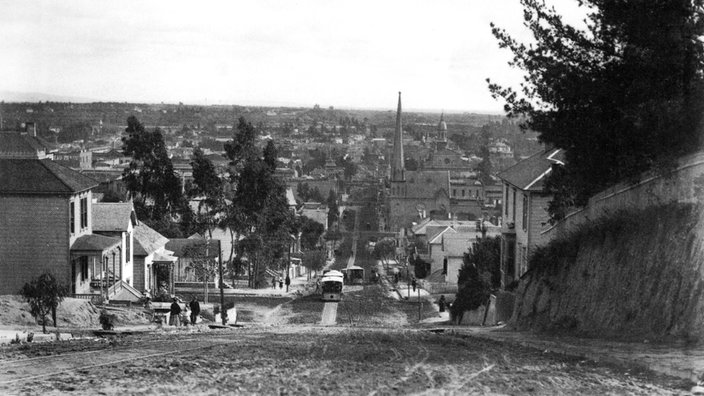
[418,286,421,322]
[218,240,227,325]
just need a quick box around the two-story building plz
[498,147,564,287]
[0,131,123,296]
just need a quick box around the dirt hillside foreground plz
[0,296,149,333]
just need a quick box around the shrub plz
[99,310,116,330]
[19,272,68,334]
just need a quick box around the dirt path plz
[0,327,689,395]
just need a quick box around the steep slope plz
[511,203,704,342]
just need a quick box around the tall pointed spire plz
[391,92,405,182]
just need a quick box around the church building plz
[385,93,485,232]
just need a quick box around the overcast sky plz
[0,0,587,113]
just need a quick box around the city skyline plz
[0,0,587,113]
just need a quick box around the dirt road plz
[0,326,689,395]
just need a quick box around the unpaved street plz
[0,326,689,395]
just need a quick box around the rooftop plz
[0,159,98,194]
[133,222,169,256]
[498,147,564,191]
[92,202,136,232]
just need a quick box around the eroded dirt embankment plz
[512,203,704,342]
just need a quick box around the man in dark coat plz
[189,296,201,325]
[285,275,291,292]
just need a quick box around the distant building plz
[498,147,564,287]
[386,94,485,231]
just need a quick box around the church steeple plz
[438,112,447,142]
[391,92,405,182]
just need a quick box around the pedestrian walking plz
[169,298,182,327]
[285,275,291,292]
[438,295,446,312]
[411,278,417,292]
[272,276,277,289]
[189,296,201,325]
[279,276,283,289]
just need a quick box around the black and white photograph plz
[0,0,703,394]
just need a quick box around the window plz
[522,194,529,231]
[81,257,88,281]
[504,185,509,216]
[452,189,456,197]
[80,197,88,229]
[511,188,516,222]
[70,202,75,234]
[442,258,448,275]
[461,189,465,197]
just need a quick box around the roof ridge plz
[38,159,73,191]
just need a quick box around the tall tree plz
[122,116,184,221]
[451,236,501,323]
[224,117,295,288]
[189,147,224,238]
[488,0,704,220]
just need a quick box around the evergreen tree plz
[488,0,704,219]
[189,147,224,238]
[122,116,184,221]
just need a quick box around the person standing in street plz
[411,278,417,292]
[169,298,182,327]
[189,296,201,325]
[438,295,446,312]
[272,276,277,289]
[285,275,291,292]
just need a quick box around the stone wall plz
[542,151,704,241]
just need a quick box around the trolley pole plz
[418,286,421,322]
[218,241,226,325]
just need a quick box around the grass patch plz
[286,294,325,324]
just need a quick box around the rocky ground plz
[0,326,691,395]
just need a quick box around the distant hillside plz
[0,91,95,103]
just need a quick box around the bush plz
[99,310,116,330]
[19,272,68,334]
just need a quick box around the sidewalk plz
[434,325,704,383]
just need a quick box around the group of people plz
[272,275,291,292]
[168,296,201,327]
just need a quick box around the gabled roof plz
[428,226,457,244]
[498,148,564,191]
[92,203,136,232]
[0,159,98,194]
[133,222,169,256]
[71,234,121,252]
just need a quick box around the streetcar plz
[341,265,365,285]
[320,270,344,301]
